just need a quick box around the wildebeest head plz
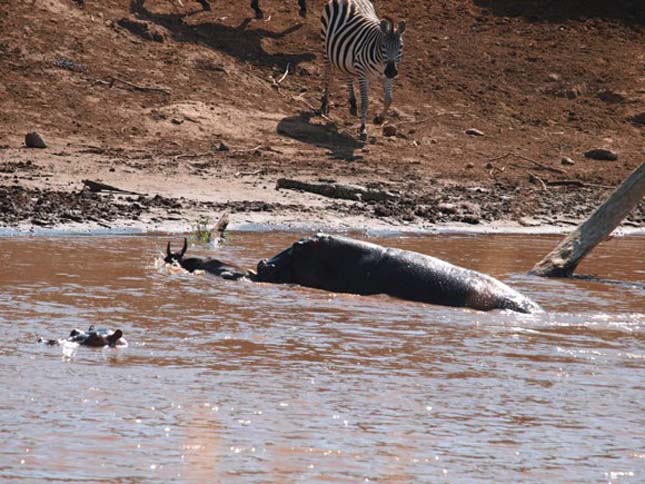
[165,238,188,265]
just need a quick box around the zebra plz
[320,0,406,140]
[174,0,307,19]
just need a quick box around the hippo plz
[39,325,127,347]
[165,238,255,280]
[256,234,541,313]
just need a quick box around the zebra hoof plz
[373,113,385,125]
[359,132,368,142]
[299,9,307,18]
[349,105,358,117]
[254,10,264,19]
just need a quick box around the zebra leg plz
[251,0,263,19]
[358,75,369,140]
[347,78,357,117]
[319,58,331,116]
[374,78,393,124]
[382,78,393,118]
[298,0,307,18]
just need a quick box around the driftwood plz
[530,163,644,277]
[207,211,230,246]
[276,178,397,202]
[90,76,171,95]
[82,179,142,195]
[486,152,568,175]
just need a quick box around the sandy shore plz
[1,146,643,238]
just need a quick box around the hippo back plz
[258,234,540,313]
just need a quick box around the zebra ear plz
[398,21,406,34]
[379,19,392,34]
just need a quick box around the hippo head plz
[69,325,125,347]
[256,246,296,283]
[256,234,348,288]
[165,238,188,265]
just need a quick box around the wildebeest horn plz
[167,241,172,256]
[181,238,188,257]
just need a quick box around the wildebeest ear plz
[380,19,392,34]
[167,241,172,257]
[181,238,188,257]
[398,21,406,34]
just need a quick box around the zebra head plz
[379,17,406,79]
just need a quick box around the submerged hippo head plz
[39,326,127,347]
[68,326,126,347]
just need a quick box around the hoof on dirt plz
[359,132,368,142]
[373,113,385,125]
[349,105,358,117]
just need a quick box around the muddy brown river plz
[0,232,643,482]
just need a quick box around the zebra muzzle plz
[384,63,398,79]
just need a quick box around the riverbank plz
[1,1,643,236]
[1,146,643,237]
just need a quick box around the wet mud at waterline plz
[0,233,643,481]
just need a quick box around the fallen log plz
[82,179,142,195]
[276,178,397,202]
[530,163,644,277]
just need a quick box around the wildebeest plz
[165,238,255,280]
[39,326,127,347]
[256,234,541,313]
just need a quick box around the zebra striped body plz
[320,0,406,140]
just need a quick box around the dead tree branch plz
[276,178,397,202]
[530,163,645,277]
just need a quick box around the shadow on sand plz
[277,112,364,161]
[473,0,643,24]
[130,0,315,69]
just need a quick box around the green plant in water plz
[190,215,229,246]
[191,215,211,245]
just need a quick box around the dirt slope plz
[0,1,643,230]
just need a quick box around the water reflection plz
[0,233,642,481]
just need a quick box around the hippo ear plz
[167,241,172,257]
[107,329,123,346]
[181,238,188,257]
